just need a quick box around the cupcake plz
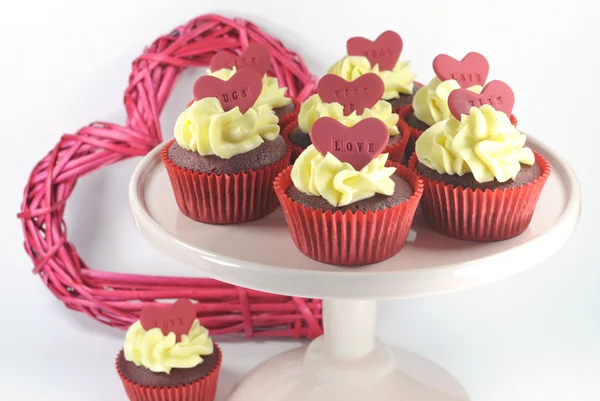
[283,73,406,163]
[275,117,423,266]
[399,52,492,159]
[163,68,291,224]
[205,43,299,128]
[116,299,221,401]
[328,30,418,109]
[410,80,550,241]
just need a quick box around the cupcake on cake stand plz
[129,129,580,400]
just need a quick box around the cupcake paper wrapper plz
[408,152,550,241]
[282,121,304,164]
[282,120,409,165]
[116,344,222,401]
[277,98,300,130]
[274,162,424,266]
[162,140,291,224]
[397,105,519,164]
[385,126,410,164]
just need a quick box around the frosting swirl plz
[327,55,416,99]
[174,97,280,159]
[208,68,292,109]
[124,320,214,374]
[291,145,396,207]
[297,94,399,136]
[413,77,483,126]
[415,105,534,183]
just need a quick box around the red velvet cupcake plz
[116,300,221,401]
[410,80,550,241]
[275,117,423,266]
[327,30,420,109]
[163,69,291,224]
[285,73,407,164]
[398,52,518,160]
[207,43,298,129]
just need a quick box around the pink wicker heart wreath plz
[18,14,323,339]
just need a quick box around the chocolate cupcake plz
[208,43,298,129]
[410,80,550,241]
[162,69,291,224]
[284,73,407,163]
[116,300,221,401]
[275,117,423,266]
[328,30,418,110]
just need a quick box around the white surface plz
[1,1,599,400]
[129,136,580,299]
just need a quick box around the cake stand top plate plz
[129,136,580,300]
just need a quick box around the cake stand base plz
[227,300,469,401]
[227,340,468,401]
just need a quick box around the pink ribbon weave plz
[18,14,322,339]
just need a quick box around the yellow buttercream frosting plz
[291,145,396,207]
[174,97,280,159]
[124,320,214,374]
[413,77,483,126]
[297,94,399,136]
[415,105,534,183]
[208,67,292,109]
[328,55,416,99]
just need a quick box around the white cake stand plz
[129,136,580,401]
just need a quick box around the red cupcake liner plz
[408,152,551,241]
[274,162,424,266]
[116,344,222,401]
[162,140,291,224]
[385,123,410,164]
[281,120,305,164]
[397,104,420,142]
[277,98,300,130]
[398,105,519,162]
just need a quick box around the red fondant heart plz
[140,299,196,341]
[433,52,489,88]
[317,73,384,116]
[448,80,515,120]
[311,117,389,171]
[210,43,272,76]
[193,69,262,113]
[347,30,403,71]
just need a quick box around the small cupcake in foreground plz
[328,30,418,108]
[116,299,221,401]
[206,43,298,128]
[284,73,406,163]
[410,80,550,241]
[275,117,423,266]
[399,52,490,159]
[163,68,291,224]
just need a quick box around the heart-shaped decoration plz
[347,30,403,71]
[193,69,262,113]
[210,43,272,76]
[311,117,389,171]
[448,80,515,120]
[433,52,489,88]
[140,299,197,341]
[317,73,384,116]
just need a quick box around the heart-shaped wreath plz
[18,14,323,339]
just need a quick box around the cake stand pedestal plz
[129,136,580,401]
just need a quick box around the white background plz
[1,0,599,400]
